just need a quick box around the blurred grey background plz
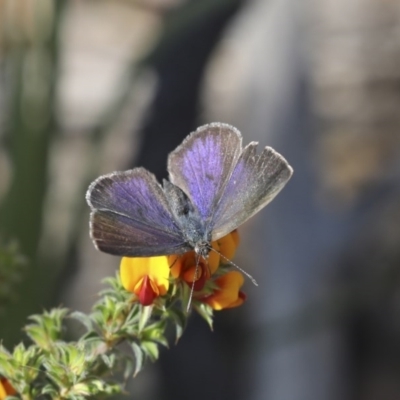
[1,0,400,399]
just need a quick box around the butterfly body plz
[163,179,211,258]
[86,123,293,258]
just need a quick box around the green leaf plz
[138,305,153,333]
[130,342,144,376]
[25,308,69,347]
[24,325,46,347]
[141,341,159,362]
[70,311,93,332]
[123,357,135,381]
[100,353,116,369]
[194,303,214,330]
[167,308,187,342]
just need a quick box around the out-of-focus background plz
[1,0,400,399]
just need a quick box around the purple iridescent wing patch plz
[167,123,242,223]
[86,168,189,256]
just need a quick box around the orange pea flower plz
[0,377,16,399]
[168,247,218,291]
[216,229,240,261]
[120,230,241,306]
[168,230,240,290]
[201,271,246,310]
[120,256,170,306]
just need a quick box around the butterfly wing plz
[86,168,190,256]
[167,123,293,241]
[211,143,293,240]
[167,123,242,225]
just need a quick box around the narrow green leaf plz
[141,341,159,362]
[70,311,93,332]
[138,305,153,333]
[194,303,214,330]
[167,308,187,342]
[130,342,144,377]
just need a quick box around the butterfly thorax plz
[163,180,212,256]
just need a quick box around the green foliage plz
[0,239,27,315]
[0,276,197,399]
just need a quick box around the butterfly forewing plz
[210,144,293,240]
[167,123,242,225]
[86,168,189,256]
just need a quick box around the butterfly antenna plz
[186,254,201,312]
[208,246,258,286]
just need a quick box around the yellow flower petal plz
[216,232,238,261]
[0,378,16,399]
[168,255,181,279]
[230,229,240,248]
[224,292,246,309]
[207,240,220,273]
[120,256,170,296]
[0,382,6,400]
[203,271,245,310]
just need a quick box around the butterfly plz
[86,123,293,260]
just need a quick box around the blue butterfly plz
[86,123,293,259]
